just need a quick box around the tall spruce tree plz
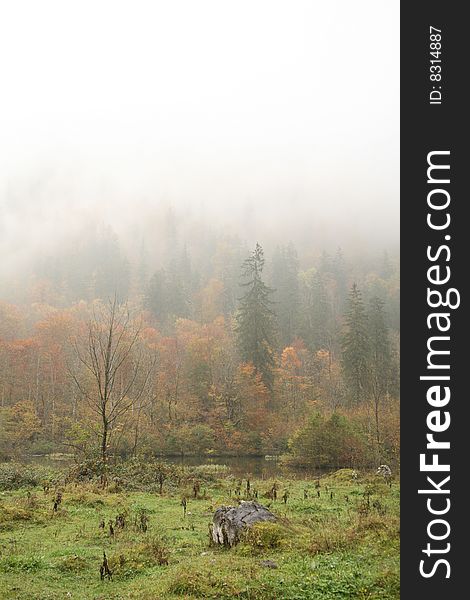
[310,272,333,351]
[236,243,276,390]
[145,268,169,323]
[368,296,391,447]
[271,244,300,347]
[299,269,332,352]
[332,247,348,311]
[145,247,194,328]
[341,283,370,404]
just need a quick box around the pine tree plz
[341,283,370,404]
[380,250,393,278]
[299,269,332,352]
[271,244,300,347]
[146,247,194,327]
[236,243,276,390]
[332,247,348,311]
[368,296,391,446]
[145,268,169,323]
[138,238,149,292]
[167,245,193,319]
[93,226,130,302]
[318,250,332,274]
[310,272,332,351]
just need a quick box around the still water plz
[27,453,331,480]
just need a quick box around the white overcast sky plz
[0,0,399,267]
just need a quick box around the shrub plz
[0,463,57,491]
[242,522,287,552]
[58,555,88,572]
[166,565,239,598]
[286,413,369,469]
[166,562,282,599]
[0,555,44,573]
[67,490,106,508]
[327,468,359,482]
[308,526,353,555]
[0,504,37,525]
[64,456,230,492]
[64,457,179,492]
[107,533,170,579]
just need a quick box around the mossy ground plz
[0,470,399,599]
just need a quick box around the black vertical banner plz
[401,2,467,597]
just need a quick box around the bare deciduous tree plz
[70,298,154,483]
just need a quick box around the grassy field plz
[0,468,399,599]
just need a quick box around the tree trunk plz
[374,388,382,462]
[101,419,109,487]
[212,501,276,547]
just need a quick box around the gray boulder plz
[211,500,276,547]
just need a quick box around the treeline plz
[0,233,399,469]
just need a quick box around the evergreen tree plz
[272,244,300,347]
[341,283,370,404]
[368,296,391,446]
[310,271,333,351]
[332,247,348,310]
[299,269,332,352]
[318,250,332,275]
[138,238,149,292]
[167,245,193,318]
[380,250,393,278]
[236,243,276,390]
[145,268,169,323]
[212,237,246,317]
[93,227,130,302]
[146,247,194,327]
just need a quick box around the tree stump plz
[211,501,276,547]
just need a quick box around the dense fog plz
[0,0,398,295]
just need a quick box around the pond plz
[24,453,332,480]
[166,455,288,479]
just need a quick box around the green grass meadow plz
[0,470,399,599]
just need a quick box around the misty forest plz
[0,2,399,598]
[0,207,399,469]
[0,208,400,599]
[0,206,399,600]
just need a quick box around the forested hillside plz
[0,210,399,468]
